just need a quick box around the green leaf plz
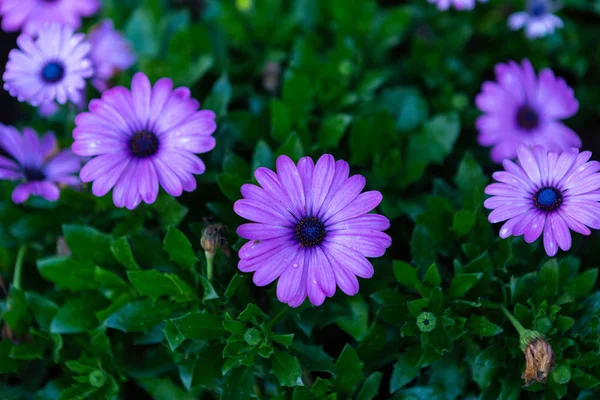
[136,377,196,400]
[424,264,441,286]
[467,316,504,337]
[276,133,304,162]
[390,351,420,392]
[357,372,383,400]
[110,237,140,271]
[225,274,245,299]
[223,151,250,177]
[380,86,428,132]
[125,7,159,57]
[271,351,303,387]
[551,364,572,385]
[26,293,59,332]
[270,99,293,143]
[566,268,598,297]
[555,316,575,332]
[318,114,352,149]
[103,299,179,333]
[127,270,196,303]
[447,273,482,299]
[292,342,337,377]
[401,113,460,187]
[154,195,189,228]
[336,296,369,340]
[335,345,363,395]
[0,341,22,373]
[9,341,45,360]
[199,275,220,302]
[163,320,185,352]
[222,366,255,399]
[452,210,476,236]
[251,140,274,171]
[204,74,232,118]
[62,224,112,265]
[51,294,107,334]
[163,227,198,269]
[217,173,246,201]
[454,152,487,210]
[572,369,600,389]
[393,260,419,288]
[239,303,269,324]
[170,312,227,340]
[37,257,97,291]
[534,259,559,302]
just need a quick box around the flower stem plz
[500,304,527,335]
[205,251,214,281]
[13,245,27,291]
[267,306,288,328]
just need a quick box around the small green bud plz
[417,312,436,332]
[89,370,106,388]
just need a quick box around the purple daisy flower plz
[0,124,81,203]
[509,0,563,39]
[476,59,580,163]
[88,19,136,92]
[72,72,217,210]
[3,23,93,107]
[234,154,392,307]
[427,0,487,11]
[0,0,99,34]
[484,145,600,257]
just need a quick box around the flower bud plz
[416,312,436,332]
[201,223,230,258]
[522,338,555,386]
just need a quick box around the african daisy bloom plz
[427,0,487,11]
[72,72,217,210]
[88,19,136,92]
[0,125,80,203]
[509,0,563,39]
[234,154,392,307]
[476,59,580,163]
[0,0,100,34]
[3,23,93,107]
[484,145,600,257]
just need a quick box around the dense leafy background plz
[1,0,600,398]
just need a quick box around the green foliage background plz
[1,0,600,398]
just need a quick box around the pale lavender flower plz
[0,0,99,34]
[234,154,392,307]
[509,0,563,39]
[3,23,93,107]
[0,125,80,203]
[88,19,136,92]
[72,72,217,210]
[427,0,487,11]
[485,145,600,257]
[476,59,580,163]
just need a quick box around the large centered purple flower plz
[427,0,487,11]
[72,72,217,210]
[88,19,136,92]
[234,154,392,307]
[509,0,563,39]
[484,145,600,257]
[0,124,80,203]
[476,59,580,163]
[3,23,93,107]
[0,0,99,34]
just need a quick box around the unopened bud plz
[416,312,436,332]
[201,223,229,258]
[522,338,555,386]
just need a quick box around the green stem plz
[205,251,214,281]
[500,304,527,336]
[268,306,288,328]
[13,245,27,291]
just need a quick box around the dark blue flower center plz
[534,187,563,212]
[295,217,326,248]
[529,0,549,17]
[516,105,540,131]
[41,62,65,84]
[129,130,159,158]
[23,167,46,182]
